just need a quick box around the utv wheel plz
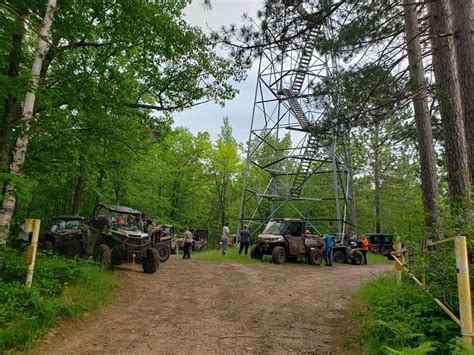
[272,246,286,264]
[66,239,82,258]
[142,247,160,274]
[94,244,112,268]
[351,251,363,265]
[155,242,171,262]
[333,251,346,263]
[250,245,263,260]
[43,240,54,251]
[307,249,322,266]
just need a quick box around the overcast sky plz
[172,0,264,143]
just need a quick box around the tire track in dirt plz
[31,257,390,354]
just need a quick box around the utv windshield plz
[109,212,143,231]
[262,221,286,235]
[51,219,82,231]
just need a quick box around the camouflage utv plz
[148,224,176,262]
[84,204,160,273]
[39,216,86,257]
[192,229,208,251]
[251,219,323,265]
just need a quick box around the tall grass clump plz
[354,273,471,354]
[0,248,118,351]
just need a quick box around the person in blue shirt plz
[323,234,334,266]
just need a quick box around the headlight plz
[275,236,284,242]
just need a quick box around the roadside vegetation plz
[0,0,472,354]
[353,274,471,354]
[0,248,118,352]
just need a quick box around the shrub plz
[355,274,461,354]
[0,248,117,351]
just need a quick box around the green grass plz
[352,273,468,354]
[0,248,118,352]
[189,248,392,266]
[366,251,393,265]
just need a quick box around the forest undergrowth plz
[353,273,472,354]
[0,248,118,352]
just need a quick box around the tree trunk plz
[71,176,84,216]
[170,179,179,219]
[114,183,121,206]
[1,15,25,173]
[95,170,104,205]
[402,0,441,238]
[373,122,382,233]
[450,0,473,187]
[0,0,57,247]
[428,0,471,228]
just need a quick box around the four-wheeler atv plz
[39,216,86,257]
[192,229,208,251]
[148,224,175,262]
[84,204,160,273]
[250,219,323,265]
[332,241,363,265]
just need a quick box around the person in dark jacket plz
[239,225,251,255]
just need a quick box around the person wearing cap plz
[239,225,251,255]
[182,227,193,259]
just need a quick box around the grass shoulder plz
[351,273,471,354]
[0,248,118,352]
[189,248,391,266]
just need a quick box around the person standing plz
[182,227,193,259]
[361,234,369,265]
[221,222,230,255]
[350,231,358,248]
[239,225,250,255]
[323,234,334,266]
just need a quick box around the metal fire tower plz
[239,2,354,238]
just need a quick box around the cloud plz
[173,0,264,143]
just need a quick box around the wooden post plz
[455,236,473,346]
[25,219,41,288]
[394,241,403,285]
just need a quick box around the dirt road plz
[32,257,390,354]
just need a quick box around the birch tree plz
[0,0,57,247]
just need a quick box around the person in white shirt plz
[182,227,193,259]
[221,222,230,255]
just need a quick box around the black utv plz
[39,216,86,257]
[84,204,160,273]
